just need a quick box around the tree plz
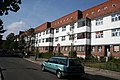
[6,33,15,41]
[0,19,6,40]
[2,33,15,49]
[0,0,22,16]
[0,0,22,40]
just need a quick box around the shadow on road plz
[66,73,117,80]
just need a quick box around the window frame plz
[113,45,120,52]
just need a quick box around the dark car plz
[40,56,85,78]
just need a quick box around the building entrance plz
[105,45,110,57]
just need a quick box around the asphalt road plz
[0,57,117,80]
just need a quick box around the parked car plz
[40,56,85,78]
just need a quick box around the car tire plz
[56,70,62,79]
[41,65,45,71]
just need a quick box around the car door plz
[44,58,54,71]
[48,58,58,73]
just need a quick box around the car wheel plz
[56,70,62,79]
[41,65,45,71]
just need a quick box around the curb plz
[85,67,120,80]
[0,68,1,80]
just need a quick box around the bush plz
[109,58,120,63]
[39,52,54,59]
[68,51,77,58]
[85,55,98,63]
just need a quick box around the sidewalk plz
[85,67,120,80]
[24,57,120,80]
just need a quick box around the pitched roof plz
[83,0,120,19]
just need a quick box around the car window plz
[58,59,67,65]
[48,58,58,63]
[69,59,81,66]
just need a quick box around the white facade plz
[91,11,120,45]
[30,0,120,57]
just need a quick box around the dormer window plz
[55,23,56,25]
[112,4,116,7]
[98,9,101,13]
[86,14,88,17]
[103,6,108,10]
[67,18,69,20]
[91,11,94,15]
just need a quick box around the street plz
[0,57,118,80]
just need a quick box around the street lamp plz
[67,18,76,57]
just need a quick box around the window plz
[39,39,41,43]
[111,13,120,22]
[77,33,85,39]
[46,29,50,34]
[50,29,54,34]
[42,39,44,42]
[56,28,59,33]
[98,9,101,13]
[77,46,85,52]
[86,14,88,17]
[113,45,119,52]
[39,33,41,36]
[92,46,95,52]
[70,26,74,31]
[62,26,66,31]
[61,36,65,41]
[112,4,116,7]
[103,7,108,10]
[96,18,103,25]
[46,38,49,42]
[112,28,120,37]
[78,21,85,27]
[91,11,94,15]
[46,38,53,42]
[96,31,103,38]
[98,46,102,52]
[55,37,59,42]
[43,31,45,35]
[69,35,74,40]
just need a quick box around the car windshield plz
[69,59,81,66]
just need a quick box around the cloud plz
[3,21,28,40]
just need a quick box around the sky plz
[0,0,107,40]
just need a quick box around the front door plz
[105,45,110,57]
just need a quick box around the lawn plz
[84,59,120,72]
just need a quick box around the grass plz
[84,61,120,72]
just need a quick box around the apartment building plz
[34,22,54,52]
[83,0,120,58]
[20,0,120,58]
[19,28,34,51]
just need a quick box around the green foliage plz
[6,33,15,41]
[2,40,10,49]
[38,52,64,59]
[39,52,54,59]
[85,55,98,63]
[2,33,17,49]
[0,19,6,40]
[0,0,22,16]
[85,58,120,72]
[68,51,77,58]
[109,58,120,63]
